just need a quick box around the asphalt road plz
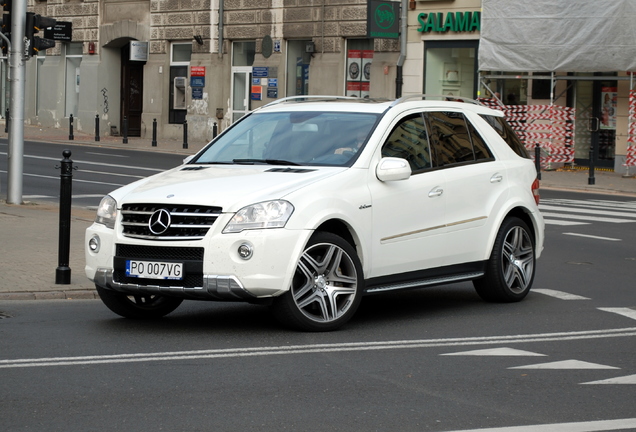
[1,190,635,431]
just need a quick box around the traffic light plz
[25,12,56,56]
[1,0,10,55]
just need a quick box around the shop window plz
[286,40,312,96]
[169,42,192,124]
[232,41,255,67]
[231,41,255,123]
[64,43,82,117]
[345,39,373,97]
[424,41,478,99]
[36,51,45,114]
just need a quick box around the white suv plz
[85,96,544,331]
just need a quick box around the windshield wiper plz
[233,158,301,166]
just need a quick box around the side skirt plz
[363,261,486,295]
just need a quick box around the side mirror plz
[376,157,411,182]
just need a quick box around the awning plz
[478,0,636,72]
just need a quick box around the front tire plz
[474,217,536,302]
[96,285,184,319]
[272,232,363,331]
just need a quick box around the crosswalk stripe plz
[509,360,619,370]
[582,374,636,385]
[540,212,634,223]
[599,308,636,321]
[543,219,589,226]
[539,204,636,218]
[533,289,590,300]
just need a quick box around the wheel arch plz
[314,218,365,265]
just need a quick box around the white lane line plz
[509,360,619,370]
[582,374,636,385]
[1,327,635,369]
[79,169,146,179]
[540,212,634,224]
[541,199,636,211]
[539,205,636,219]
[442,418,636,432]
[86,152,129,158]
[0,171,126,187]
[533,289,590,300]
[0,151,165,172]
[599,308,636,321]
[563,233,621,241]
[543,219,589,226]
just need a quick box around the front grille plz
[121,203,221,240]
[116,244,204,261]
[114,244,204,288]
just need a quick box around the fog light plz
[237,243,253,260]
[89,235,101,253]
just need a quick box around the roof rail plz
[262,95,361,108]
[390,94,482,108]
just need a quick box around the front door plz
[574,76,617,169]
[121,44,144,136]
[231,67,252,123]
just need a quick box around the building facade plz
[9,0,636,172]
[17,0,400,144]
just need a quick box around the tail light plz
[531,178,540,205]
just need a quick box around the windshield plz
[193,111,380,166]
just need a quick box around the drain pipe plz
[395,0,407,98]
[218,0,224,58]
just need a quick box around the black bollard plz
[56,150,75,285]
[588,147,596,185]
[69,114,74,140]
[183,119,188,149]
[95,114,100,142]
[534,143,541,180]
[4,108,8,133]
[152,118,157,147]
[122,116,128,144]
[213,122,218,139]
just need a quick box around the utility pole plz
[7,0,26,204]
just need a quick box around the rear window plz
[480,115,529,159]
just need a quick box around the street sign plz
[43,21,72,42]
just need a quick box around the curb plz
[0,290,99,300]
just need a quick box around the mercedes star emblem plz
[148,208,172,235]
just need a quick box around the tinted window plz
[480,115,529,159]
[466,120,494,161]
[381,114,432,172]
[427,112,475,166]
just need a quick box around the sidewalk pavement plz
[1,124,636,300]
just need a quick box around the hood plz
[111,164,346,212]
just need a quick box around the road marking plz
[0,151,165,172]
[441,348,546,356]
[599,308,636,321]
[1,327,635,369]
[86,152,129,158]
[563,233,621,242]
[582,374,636,385]
[539,204,636,219]
[509,360,619,370]
[442,417,636,432]
[533,289,590,300]
[541,212,634,224]
[80,168,146,179]
[543,219,589,226]
[0,171,126,187]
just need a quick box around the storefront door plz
[574,76,617,169]
[121,44,144,137]
[231,68,252,123]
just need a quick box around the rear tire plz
[272,232,363,332]
[96,285,183,319]
[473,217,535,302]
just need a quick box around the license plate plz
[126,260,183,280]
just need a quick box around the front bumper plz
[86,220,313,301]
[93,268,256,301]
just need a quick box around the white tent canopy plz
[478,0,636,72]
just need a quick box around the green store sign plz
[417,11,481,33]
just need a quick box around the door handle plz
[428,187,443,197]
[588,117,599,132]
[490,173,503,183]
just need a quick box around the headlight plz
[95,195,117,229]
[223,200,294,233]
